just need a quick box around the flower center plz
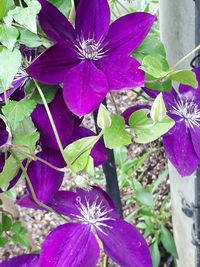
[74,197,114,234]
[170,96,200,128]
[13,67,28,84]
[75,37,105,60]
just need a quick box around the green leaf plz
[64,136,99,173]
[14,117,38,135]
[11,221,21,233]
[168,69,198,88]
[19,29,42,48]
[0,155,20,191]
[3,187,17,200]
[114,146,127,166]
[2,99,36,130]
[13,132,40,160]
[150,241,161,267]
[0,236,8,247]
[0,47,21,91]
[49,0,71,17]
[12,232,31,247]
[2,213,12,231]
[135,190,154,207]
[160,226,178,259]
[0,24,19,50]
[129,109,175,144]
[0,0,14,20]
[103,115,131,149]
[140,55,168,79]
[5,0,41,33]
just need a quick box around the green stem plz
[34,81,66,161]
[15,156,68,222]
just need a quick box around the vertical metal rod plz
[73,1,123,217]
[195,0,200,265]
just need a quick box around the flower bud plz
[97,104,112,130]
[150,93,167,122]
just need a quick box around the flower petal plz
[0,118,9,147]
[71,127,107,166]
[32,92,75,150]
[26,42,80,85]
[40,223,99,267]
[26,147,64,203]
[0,254,39,267]
[75,0,110,41]
[104,12,155,55]
[96,55,144,90]
[63,61,109,116]
[163,122,199,176]
[122,104,150,124]
[97,218,152,267]
[38,0,75,43]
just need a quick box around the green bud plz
[97,104,112,129]
[150,93,167,122]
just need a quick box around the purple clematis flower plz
[27,187,151,267]
[26,0,155,116]
[0,117,10,148]
[123,68,200,176]
[0,254,39,267]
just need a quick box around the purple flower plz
[0,117,10,148]
[36,187,152,267]
[124,68,200,176]
[26,0,155,116]
[0,254,39,267]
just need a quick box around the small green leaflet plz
[5,0,41,33]
[103,115,131,149]
[64,136,99,174]
[160,226,178,259]
[168,69,198,88]
[150,241,161,267]
[19,29,42,48]
[0,47,21,91]
[129,109,175,144]
[0,24,19,50]
[2,99,36,130]
[0,155,20,191]
[0,0,14,20]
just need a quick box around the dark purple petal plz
[190,126,200,159]
[40,223,99,267]
[71,127,107,166]
[0,254,39,267]
[75,0,110,41]
[97,218,152,267]
[104,12,155,55]
[0,118,9,147]
[63,61,109,116]
[76,186,119,218]
[26,147,64,204]
[48,191,79,217]
[96,55,145,91]
[16,194,44,210]
[122,104,150,124]
[26,42,80,85]
[0,153,5,173]
[38,0,75,43]
[142,87,160,99]
[32,92,75,150]
[163,122,199,176]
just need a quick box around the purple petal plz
[38,0,75,43]
[26,42,80,85]
[16,194,44,210]
[26,147,64,204]
[63,61,109,116]
[142,87,160,99]
[0,254,39,267]
[0,153,5,173]
[96,55,145,91]
[0,118,9,147]
[122,104,150,124]
[71,127,107,166]
[104,12,155,55]
[40,223,99,267]
[97,218,152,267]
[189,126,200,159]
[75,0,110,41]
[32,92,75,150]
[163,122,199,176]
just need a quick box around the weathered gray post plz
[160,1,195,266]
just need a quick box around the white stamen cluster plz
[170,96,200,128]
[75,36,105,60]
[74,197,114,234]
[12,67,28,84]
